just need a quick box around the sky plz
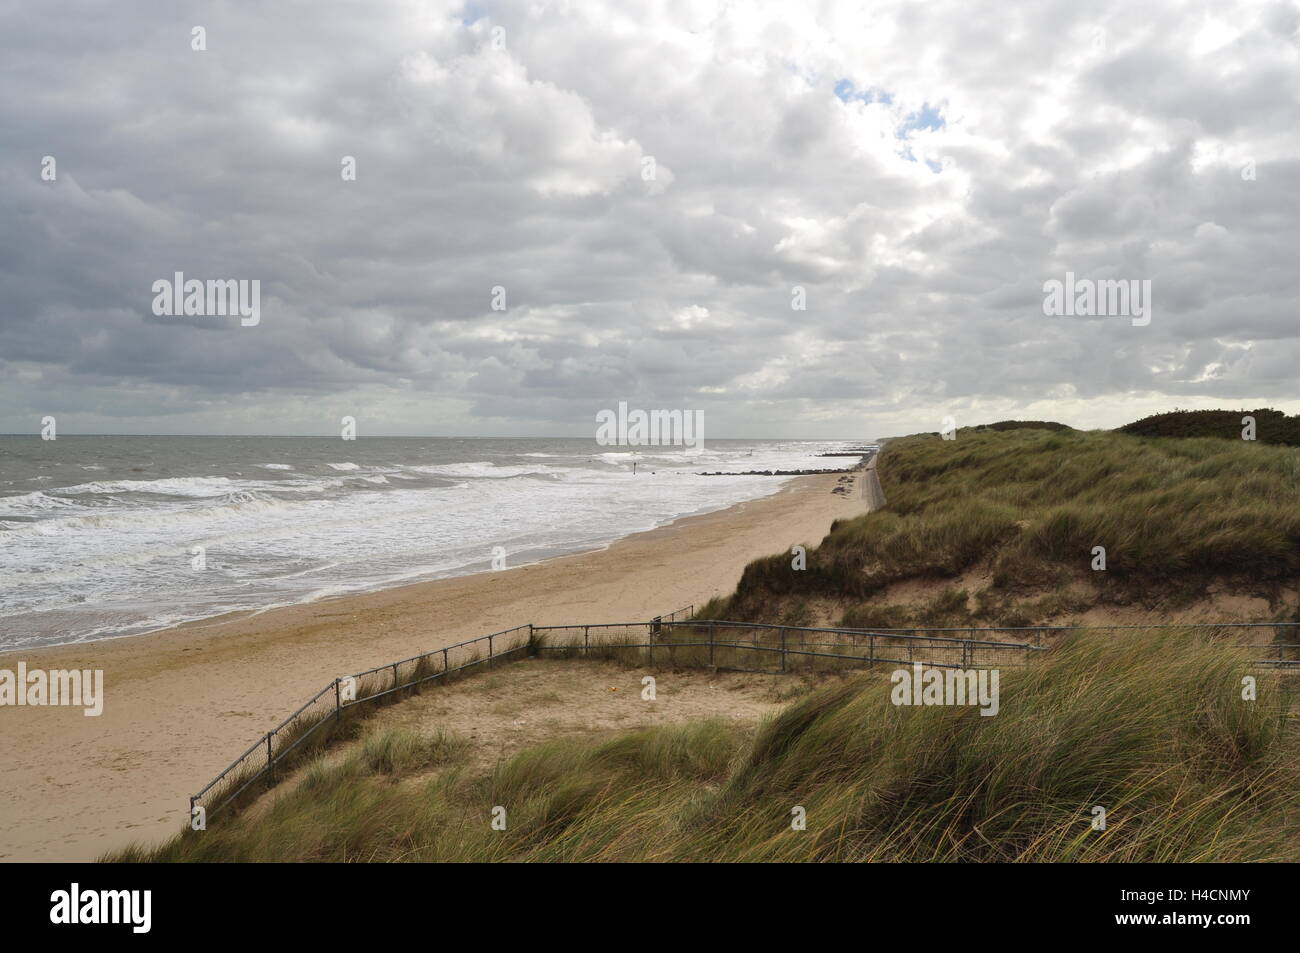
[2,0,1298,438]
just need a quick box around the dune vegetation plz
[108,628,1297,862]
[699,426,1300,629]
[1120,408,1300,445]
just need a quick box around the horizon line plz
[0,433,877,440]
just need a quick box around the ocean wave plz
[0,439,830,649]
[0,491,80,517]
[0,490,299,539]
[409,461,556,479]
[56,476,239,498]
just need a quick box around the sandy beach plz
[0,470,873,861]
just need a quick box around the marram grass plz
[108,629,1298,862]
[702,427,1300,626]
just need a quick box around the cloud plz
[1,0,1299,437]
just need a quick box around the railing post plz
[489,634,494,667]
[709,621,715,667]
[780,628,787,673]
[584,626,589,656]
[266,732,274,779]
[334,678,341,719]
[443,646,449,674]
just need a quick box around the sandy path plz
[862,455,885,509]
[0,471,872,861]
[254,660,808,807]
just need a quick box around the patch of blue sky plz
[461,1,489,26]
[833,79,894,105]
[894,140,944,174]
[900,103,945,133]
[835,80,946,171]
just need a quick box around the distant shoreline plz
[3,437,855,653]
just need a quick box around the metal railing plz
[189,607,694,821]
[825,621,1300,668]
[190,611,1298,821]
[531,619,1042,673]
[190,622,537,821]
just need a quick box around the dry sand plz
[0,470,873,861]
[255,659,815,807]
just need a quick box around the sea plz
[0,436,857,650]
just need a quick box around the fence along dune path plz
[191,608,1298,823]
